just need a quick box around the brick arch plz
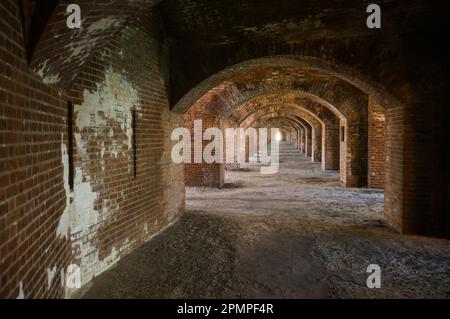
[253,116,302,145]
[256,117,301,141]
[234,96,342,125]
[256,114,310,136]
[184,77,366,186]
[243,107,322,131]
[250,113,312,133]
[226,89,366,187]
[243,107,321,158]
[249,113,312,160]
[220,87,355,124]
[180,55,445,237]
[254,117,300,132]
[259,117,310,155]
[183,71,367,183]
[241,104,339,171]
[254,116,310,151]
[172,55,402,114]
[246,110,322,163]
[219,89,353,176]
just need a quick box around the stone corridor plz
[1,1,448,299]
[79,143,450,299]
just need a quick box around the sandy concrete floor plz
[80,143,450,299]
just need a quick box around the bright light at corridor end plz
[275,131,282,142]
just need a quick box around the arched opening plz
[2,0,448,299]
[178,56,397,222]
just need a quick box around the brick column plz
[323,121,340,171]
[340,98,368,188]
[368,99,386,189]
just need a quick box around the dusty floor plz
[81,143,450,299]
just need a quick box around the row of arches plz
[180,54,447,238]
[23,4,447,239]
[1,0,447,300]
[182,57,382,188]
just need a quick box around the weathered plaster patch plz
[47,266,57,289]
[16,282,24,299]
[66,44,91,64]
[71,167,99,235]
[56,135,71,240]
[87,17,123,34]
[372,112,386,122]
[35,60,61,85]
[75,67,141,156]
[68,67,141,285]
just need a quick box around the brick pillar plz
[224,121,240,171]
[244,134,250,162]
[312,126,322,163]
[305,125,312,157]
[385,95,447,237]
[291,129,298,147]
[323,121,340,171]
[340,99,368,188]
[368,99,386,189]
[300,129,305,153]
[185,109,224,187]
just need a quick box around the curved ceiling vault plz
[173,56,401,115]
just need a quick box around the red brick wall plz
[368,99,386,189]
[1,2,184,298]
[67,11,184,288]
[1,0,70,298]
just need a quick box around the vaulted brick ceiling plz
[160,0,434,43]
[27,0,446,109]
[159,0,446,108]
[29,0,162,88]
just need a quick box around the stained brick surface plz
[0,1,183,299]
[1,0,448,300]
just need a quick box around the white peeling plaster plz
[144,222,149,235]
[35,60,61,85]
[56,134,70,240]
[373,112,386,122]
[66,44,91,64]
[56,67,142,286]
[87,17,122,34]
[17,282,24,299]
[75,67,141,155]
[47,266,57,289]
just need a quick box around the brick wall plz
[66,10,184,288]
[1,2,448,300]
[1,0,70,298]
[1,2,184,298]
